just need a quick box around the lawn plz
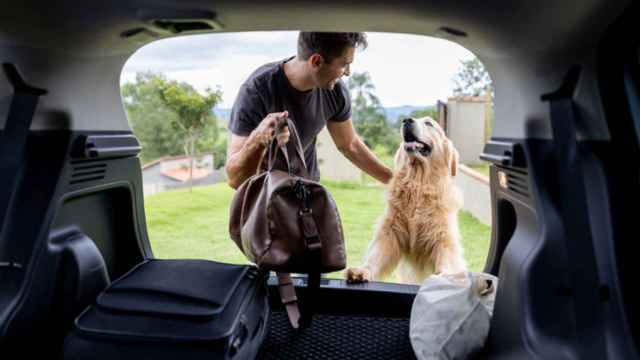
[467,164,491,178]
[144,182,491,281]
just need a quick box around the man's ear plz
[309,53,324,69]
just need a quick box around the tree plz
[348,72,383,110]
[347,72,399,157]
[157,79,223,191]
[452,57,493,97]
[121,72,225,191]
[452,57,495,141]
[410,107,438,120]
[121,72,183,163]
[212,131,228,170]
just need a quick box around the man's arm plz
[225,134,266,190]
[225,111,290,189]
[326,119,393,184]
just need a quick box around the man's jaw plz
[324,79,338,89]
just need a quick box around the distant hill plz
[213,108,231,124]
[383,105,430,125]
[214,105,432,125]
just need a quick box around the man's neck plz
[283,57,315,92]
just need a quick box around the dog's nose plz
[402,118,414,124]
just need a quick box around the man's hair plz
[297,32,368,63]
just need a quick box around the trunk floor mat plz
[258,311,416,359]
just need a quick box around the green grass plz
[144,182,491,280]
[458,211,492,271]
[468,164,490,177]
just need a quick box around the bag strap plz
[284,118,308,172]
[297,185,322,328]
[275,180,323,329]
[265,118,309,178]
[270,88,320,329]
[276,272,321,330]
[266,135,292,175]
[276,272,301,329]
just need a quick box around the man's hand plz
[249,111,290,147]
[225,110,291,189]
[276,123,290,146]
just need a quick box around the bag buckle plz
[293,179,311,210]
[299,210,320,239]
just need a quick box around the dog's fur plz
[346,116,466,284]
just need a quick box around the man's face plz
[313,46,355,90]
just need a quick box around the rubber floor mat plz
[258,311,416,359]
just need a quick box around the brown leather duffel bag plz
[229,119,346,329]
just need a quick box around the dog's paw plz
[346,267,371,283]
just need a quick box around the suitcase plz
[64,259,270,360]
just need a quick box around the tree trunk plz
[189,137,195,193]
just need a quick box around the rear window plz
[120,31,493,282]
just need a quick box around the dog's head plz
[394,116,458,177]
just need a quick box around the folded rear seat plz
[63,259,269,360]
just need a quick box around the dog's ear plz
[448,140,459,177]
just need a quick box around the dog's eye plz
[424,121,434,127]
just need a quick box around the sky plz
[120,31,476,109]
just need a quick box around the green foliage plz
[157,80,222,141]
[347,72,400,156]
[452,57,493,97]
[371,143,395,168]
[121,72,227,167]
[121,72,182,163]
[212,131,228,169]
[394,106,439,129]
[410,107,438,120]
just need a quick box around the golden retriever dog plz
[346,116,466,284]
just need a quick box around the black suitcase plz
[64,259,270,360]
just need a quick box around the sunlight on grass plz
[467,164,490,177]
[144,182,491,281]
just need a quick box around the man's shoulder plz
[333,79,349,95]
[244,58,286,89]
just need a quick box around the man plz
[225,32,392,188]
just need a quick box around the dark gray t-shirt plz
[228,57,352,181]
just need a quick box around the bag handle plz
[266,133,292,175]
[266,118,309,177]
[284,118,308,172]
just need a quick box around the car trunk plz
[259,276,418,359]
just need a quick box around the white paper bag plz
[410,272,498,360]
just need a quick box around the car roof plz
[0,1,628,57]
[0,0,633,137]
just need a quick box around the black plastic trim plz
[79,134,141,160]
[481,140,527,167]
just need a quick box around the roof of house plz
[447,95,490,103]
[161,168,212,182]
[141,154,211,170]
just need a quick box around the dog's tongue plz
[404,141,422,151]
